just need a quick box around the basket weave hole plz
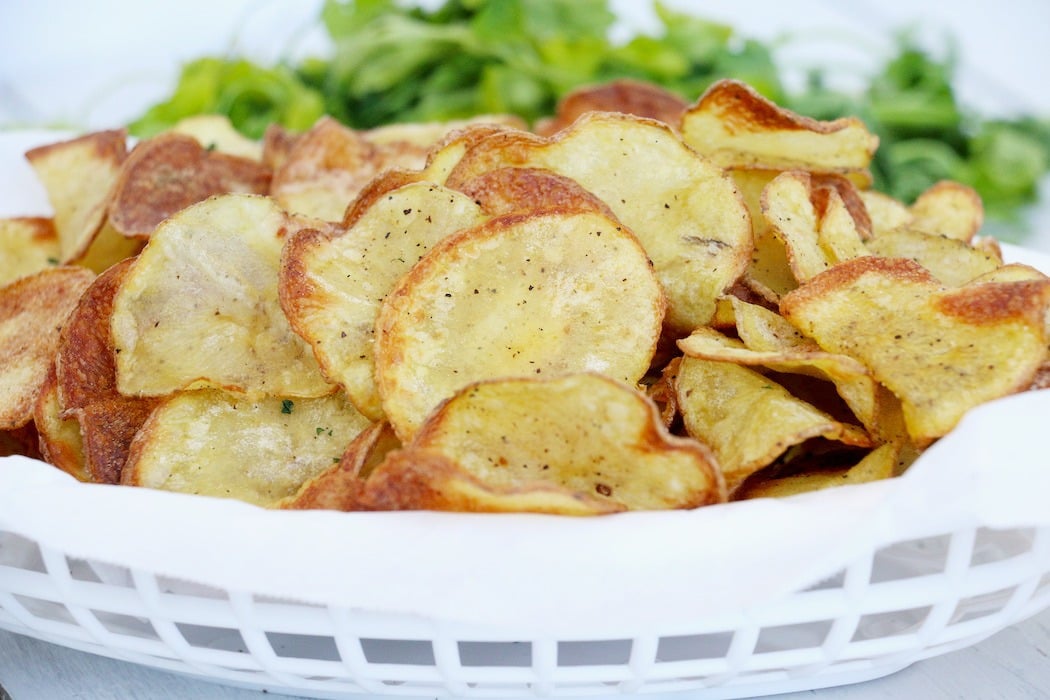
[0,532,45,572]
[656,632,733,662]
[10,594,74,624]
[870,534,951,583]
[458,640,532,667]
[970,527,1036,566]
[950,586,1018,625]
[851,606,932,642]
[175,622,247,653]
[265,631,340,661]
[90,609,158,640]
[557,639,632,666]
[360,638,435,666]
[755,620,833,653]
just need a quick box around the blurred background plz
[1,0,1048,245]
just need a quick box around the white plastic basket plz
[1,505,1048,698]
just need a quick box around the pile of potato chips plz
[2,79,1048,514]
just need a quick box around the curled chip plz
[668,355,871,493]
[0,217,60,286]
[56,259,160,484]
[738,442,899,500]
[0,266,95,429]
[864,227,1002,286]
[375,208,666,440]
[534,78,689,136]
[681,80,879,175]
[281,182,487,419]
[455,167,616,218]
[909,180,983,242]
[109,133,271,240]
[356,374,725,514]
[678,326,880,433]
[781,256,1050,444]
[122,390,372,507]
[446,111,752,331]
[34,366,87,481]
[111,194,332,399]
[25,129,135,269]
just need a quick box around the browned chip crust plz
[535,78,689,136]
[109,133,272,239]
[454,167,616,218]
[0,267,95,429]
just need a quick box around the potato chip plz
[34,365,87,480]
[0,217,60,286]
[780,256,1050,444]
[534,78,689,136]
[859,189,913,236]
[111,194,332,398]
[0,266,94,429]
[680,79,879,175]
[278,421,401,510]
[864,227,1002,286]
[455,167,616,218]
[668,354,871,493]
[109,132,272,239]
[678,326,880,432]
[168,114,264,161]
[281,182,487,419]
[25,130,127,263]
[55,259,161,483]
[375,208,666,440]
[737,442,898,500]
[262,123,301,171]
[446,112,752,331]
[122,390,372,507]
[909,180,983,242]
[356,374,725,514]
[727,296,818,351]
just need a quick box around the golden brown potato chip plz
[112,194,332,398]
[865,227,1002,286]
[454,167,616,218]
[25,130,127,263]
[375,208,666,440]
[860,189,913,236]
[680,80,879,175]
[262,123,301,171]
[737,442,898,500]
[357,374,725,513]
[910,180,983,242]
[0,217,60,286]
[668,354,871,493]
[727,296,818,351]
[55,259,161,483]
[447,112,752,331]
[780,256,1050,444]
[534,78,689,136]
[109,132,271,240]
[678,326,880,432]
[0,266,94,429]
[168,114,264,161]
[122,390,372,507]
[34,365,87,480]
[281,182,487,419]
[278,421,401,510]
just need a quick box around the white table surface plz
[1,1,1049,698]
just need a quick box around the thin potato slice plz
[534,78,689,136]
[168,114,264,161]
[781,256,1050,444]
[681,80,879,175]
[865,227,1002,286]
[281,183,487,419]
[669,355,871,493]
[25,130,127,262]
[678,326,880,432]
[737,442,898,500]
[455,167,616,218]
[112,194,332,398]
[0,267,95,429]
[0,217,60,286]
[34,365,88,480]
[728,297,819,351]
[729,169,795,302]
[122,390,372,507]
[447,112,752,331]
[910,180,983,242]
[357,374,725,513]
[109,133,271,240]
[278,421,401,510]
[860,190,913,236]
[375,208,666,440]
